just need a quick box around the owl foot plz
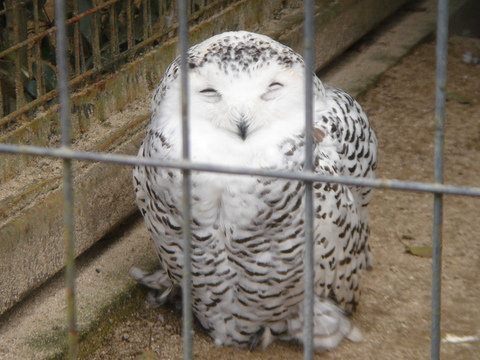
[248,327,265,351]
[247,327,274,351]
[286,297,362,352]
[130,267,180,307]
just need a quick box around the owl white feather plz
[132,31,377,351]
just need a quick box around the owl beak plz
[237,120,249,140]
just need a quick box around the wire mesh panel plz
[1,0,480,359]
[0,0,239,128]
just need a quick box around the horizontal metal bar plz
[1,143,479,197]
[0,30,165,128]
[0,0,232,63]
[0,90,58,129]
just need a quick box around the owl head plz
[151,31,325,147]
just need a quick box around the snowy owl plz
[132,31,377,352]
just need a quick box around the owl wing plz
[312,85,377,312]
[322,85,377,203]
[133,126,186,285]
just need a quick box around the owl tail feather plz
[130,267,179,307]
[285,297,362,352]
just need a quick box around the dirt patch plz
[86,35,480,359]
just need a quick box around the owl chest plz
[152,165,307,274]
[151,171,308,325]
[189,175,306,272]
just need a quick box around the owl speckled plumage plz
[132,31,377,351]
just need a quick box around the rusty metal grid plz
[0,0,478,359]
[0,0,240,129]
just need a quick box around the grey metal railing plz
[177,0,194,358]
[303,0,315,358]
[431,0,449,358]
[54,0,78,357]
[0,0,475,359]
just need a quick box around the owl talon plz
[248,327,265,351]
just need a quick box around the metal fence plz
[0,0,479,359]
[0,0,238,128]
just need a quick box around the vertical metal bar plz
[143,0,149,39]
[0,82,4,117]
[92,0,101,68]
[178,1,193,359]
[127,0,134,48]
[431,0,448,359]
[109,4,119,57]
[33,0,44,98]
[80,35,87,73]
[126,0,134,61]
[147,0,153,38]
[73,0,81,76]
[159,0,165,15]
[12,0,25,109]
[55,0,78,358]
[303,0,315,359]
